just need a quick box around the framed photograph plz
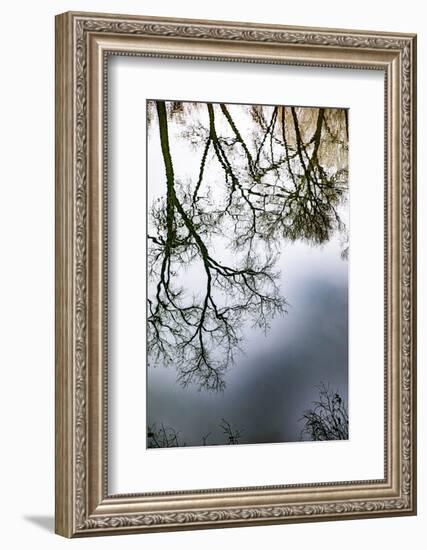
[55,11,417,537]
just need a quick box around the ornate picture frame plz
[55,11,417,537]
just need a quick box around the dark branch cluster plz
[147,418,244,448]
[219,418,244,445]
[147,100,348,391]
[147,422,182,448]
[300,383,349,441]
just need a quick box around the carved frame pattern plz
[55,11,416,537]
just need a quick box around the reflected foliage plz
[147,422,183,448]
[219,417,244,445]
[300,383,349,441]
[148,100,348,391]
[147,418,244,448]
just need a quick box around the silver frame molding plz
[55,11,417,538]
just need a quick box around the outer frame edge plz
[54,11,417,537]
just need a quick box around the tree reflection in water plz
[147,100,348,392]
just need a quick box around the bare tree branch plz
[148,101,348,391]
[300,383,349,441]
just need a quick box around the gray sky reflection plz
[148,237,348,446]
[147,101,348,447]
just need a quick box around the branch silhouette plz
[147,418,244,448]
[148,101,348,391]
[300,383,349,441]
[147,422,183,448]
